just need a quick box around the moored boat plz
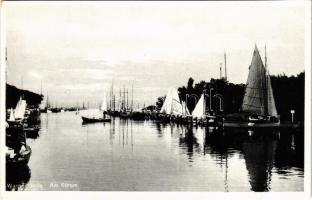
[159,88,187,123]
[81,91,111,123]
[81,116,111,123]
[6,145,32,167]
[220,45,280,128]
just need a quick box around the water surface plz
[6,112,304,191]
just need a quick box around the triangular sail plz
[192,93,205,118]
[242,46,267,116]
[171,89,183,115]
[14,99,21,118]
[14,97,27,119]
[160,89,172,114]
[160,88,183,115]
[8,108,15,122]
[242,45,278,117]
[267,74,278,117]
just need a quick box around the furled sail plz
[242,45,278,117]
[192,93,205,119]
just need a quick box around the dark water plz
[6,112,304,191]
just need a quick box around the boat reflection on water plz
[14,113,303,191]
[203,127,303,192]
[6,165,31,191]
[241,130,278,191]
[178,126,200,163]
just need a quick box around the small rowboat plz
[81,116,111,123]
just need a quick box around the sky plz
[5,1,308,107]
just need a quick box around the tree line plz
[156,72,304,122]
[6,84,43,109]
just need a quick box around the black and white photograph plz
[0,0,311,199]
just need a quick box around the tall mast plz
[219,63,222,79]
[46,92,49,108]
[111,80,114,111]
[264,45,268,115]
[131,83,134,112]
[265,45,267,70]
[119,88,122,111]
[126,89,129,111]
[224,52,227,81]
[113,95,115,111]
[123,87,126,111]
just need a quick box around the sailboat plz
[5,48,32,166]
[192,93,205,124]
[46,95,52,113]
[158,88,187,122]
[81,93,111,123]
[8,108,15,122]
[14,97,27,121]
[160,88,183,116]
[221,45,280,128]
[6,99,32,167]
[181,100,190,116]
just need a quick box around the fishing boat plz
[81,93,111,123]
[221,45,280,128]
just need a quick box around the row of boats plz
[82,45,281,128]
[4,45,288,168]
[6,97,41,167]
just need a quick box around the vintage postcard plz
[0,1,311,200]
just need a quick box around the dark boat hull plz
[24,127,40,139]
[219,121,280,128]
[81,116,111,123]
[6,145,32,167]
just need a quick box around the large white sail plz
[160,89,172,114]
[171,89,183,115]
[8,108,15,122]
[14,97,27,119]
[160,88,183,115]
[242,45,278,117]
[242,46,267,116]
[14,99,21,117]
[267,74,278,117]
[192,93,205,119]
